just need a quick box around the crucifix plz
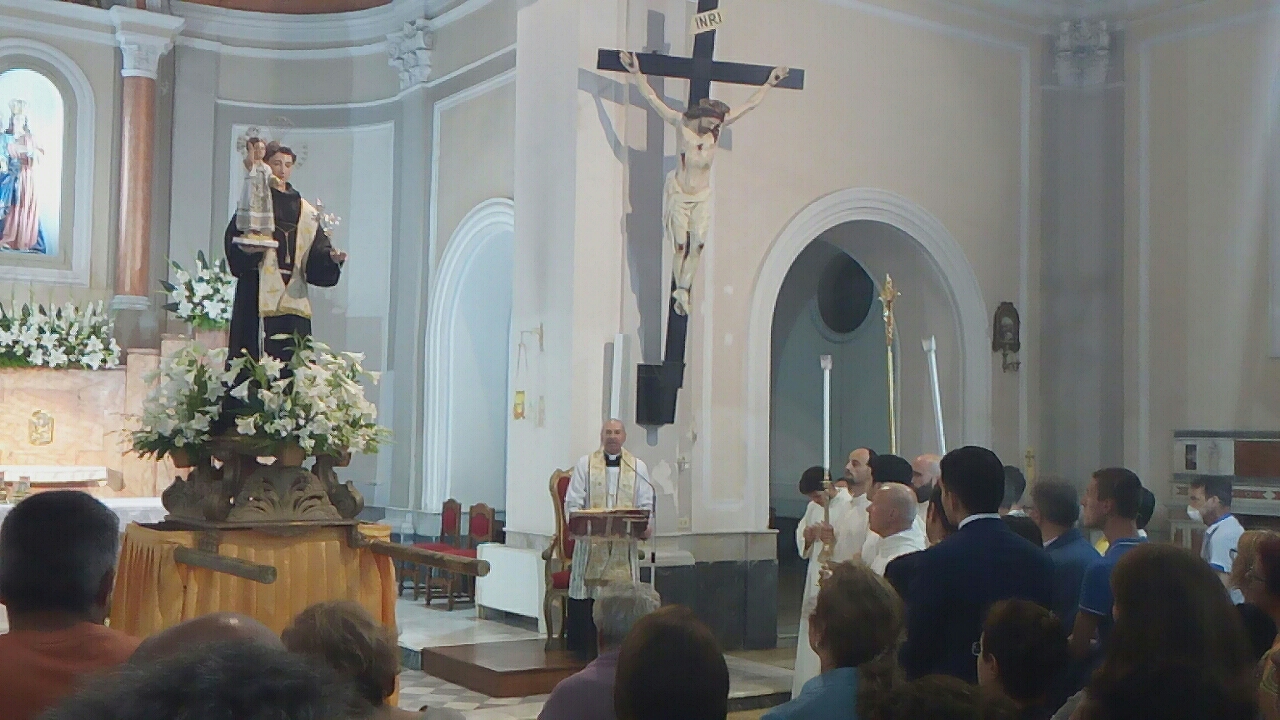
[597,0,805,426]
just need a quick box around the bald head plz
[130,612,282,665]
[911,454,942,503]
[868,483,918,538]
[601,419,627,456]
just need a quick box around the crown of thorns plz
[683,98,729,122]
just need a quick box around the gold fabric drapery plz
[110,523,397,637]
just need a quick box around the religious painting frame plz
[0,39,95,286]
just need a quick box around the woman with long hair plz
[1072,543,1256,720]
[1245,535,1280,719]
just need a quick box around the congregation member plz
[1245,536,1280,719]
[977,599,1069,720]
[1002,515,1043,546]
[1235,603,1277,664]
[864,483,927,575]
[794,465,870,695]
[614,605,729,720]
[899,446,1053,682]
[765,562,904,720]
[876,675,1018,720]
[1190,475,1246,597]
[861,454,927,562]
[1059,543,1256,720]
[883,484,955,601]
[910,453,941,514]
[563,419,654,659]
[43,640,352,720]
[1067,468,1144,663]
[539,582,661,720]
[0,491,142,720]
[1233,530,1279,603]
[282,600,464,720]
[130,612,282,664]
[1000,466,1027,515]
[1027,479,1099,634]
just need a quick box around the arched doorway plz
[422,198,515,512]
[746,188,990,527]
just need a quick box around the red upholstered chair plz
[405,499,461,601]
[541,469,574,648]
[438,503,497,609]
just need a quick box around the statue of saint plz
[224,141,347,364]
[619,51,788,316]
[234,136,275,245]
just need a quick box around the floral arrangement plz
[228,338,392,457]
[130,344,228,461]
[0,301,121,370]
[161,251,236,330]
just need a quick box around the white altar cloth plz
[0,465,109,484]
[0,497,166,531]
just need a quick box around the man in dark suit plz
[899,446,1055,682]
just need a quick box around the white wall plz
[1124,0,1280,512]
[444,229,513,511]
[770,240,889,519]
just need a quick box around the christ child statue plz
[234,137,274,244]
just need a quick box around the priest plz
[792,465,870,697]
[225,141,347,364]
[563,419,654,660]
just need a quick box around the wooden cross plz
[596,0,805,426]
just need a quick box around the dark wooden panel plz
[1236,441,1280,478]
[420,639,585,698]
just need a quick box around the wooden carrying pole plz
[363,540,492,577]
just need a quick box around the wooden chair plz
[444,503,497,609]
[541,469,574,648]
[404,499,461,601]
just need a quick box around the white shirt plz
[564,452,655,515]
[867,526,928,575]
[1202,513,1245,574]
[958,512,1003,529]
[862,513,927,563]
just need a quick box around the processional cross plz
[597,0,805,426]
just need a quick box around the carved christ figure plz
[619,50,788,316]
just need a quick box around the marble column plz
[109,8,183,346]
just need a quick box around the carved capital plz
[387,18,433,91]
[1055,20,1110,88]
[109,7,184,81]
[117,36,172,80]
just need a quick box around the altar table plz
[109,522,397,638]
[0,496,166,531]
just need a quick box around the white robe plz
[861,513,928,566]
[792,490,869,697]
[866,526,928,575]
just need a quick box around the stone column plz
[1040,21,1126,481]
[108,7,184,345]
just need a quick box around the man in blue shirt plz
[1069,468,1145,662]
[1027,478,1100,635]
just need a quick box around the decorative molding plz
[387,18,433,90]
[175,35,390,61]
[428,67,516,277]
[0,0,117,47]
[420,198,514,511]
[170,0,490,53]
[109,7,185,80]
[1055,20,1110,87]
[0,38,97,286]
[109,294,150,311]
[743,189,993,523]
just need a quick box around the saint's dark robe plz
[224,182,343,365]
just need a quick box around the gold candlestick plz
[879,275,900,455]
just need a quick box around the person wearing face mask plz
[1189,475,1245,600]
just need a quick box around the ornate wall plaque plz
[28,410,53,446]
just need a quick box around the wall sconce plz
[992,301,1021,372]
